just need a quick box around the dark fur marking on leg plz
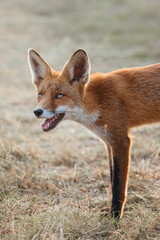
[111,157,121,218]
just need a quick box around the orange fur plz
[28,49,160,218]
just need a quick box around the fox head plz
[28,49,91,131]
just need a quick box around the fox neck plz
[69,105,100,127]
[67,105,109,141]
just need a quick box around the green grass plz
[0,0,160,239]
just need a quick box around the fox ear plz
[28,49,52,84]
[64,49,90,85]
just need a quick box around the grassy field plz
[0,0,160,239]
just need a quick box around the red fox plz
[28,49,160,218]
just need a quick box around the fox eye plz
[55,93,64,99]
[38,93,42,98]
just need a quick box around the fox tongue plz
[41,118,53,131]
[41,113,65,132]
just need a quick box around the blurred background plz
[0,0,160,239]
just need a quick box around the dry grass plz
[0,0,160,239]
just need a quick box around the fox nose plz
[34,109,43,117]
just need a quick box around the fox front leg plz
[103,134,131,218]
[109,135,131,218]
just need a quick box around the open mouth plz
[41,113,65,132]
